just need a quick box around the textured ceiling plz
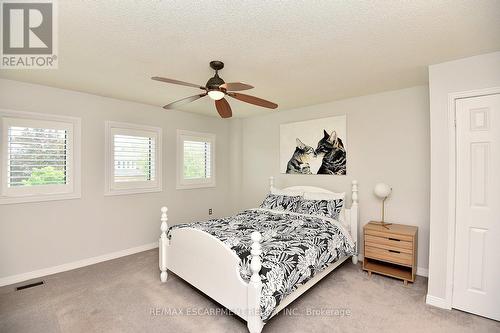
[1,1,499,117]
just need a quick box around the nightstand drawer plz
[365,246,413,266]
[365,234,413,251]
[365,240,413,254]
[364,229,413,242]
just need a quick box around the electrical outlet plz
[209,208,213,215]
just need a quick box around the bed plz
[159,177,359,333]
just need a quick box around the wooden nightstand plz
[363,222,418,285]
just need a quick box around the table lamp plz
[374,183,392,229]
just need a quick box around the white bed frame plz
[159,177,358,333]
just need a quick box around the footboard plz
[167,227,249,314]
[159,207,263,332]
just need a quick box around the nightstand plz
[363,222,418,285]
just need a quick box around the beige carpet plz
[0,249,498,333]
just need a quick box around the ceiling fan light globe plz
[208,90,225,100]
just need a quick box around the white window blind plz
[113,134,155,183]
[1,113,80,205]
[177,130,215,189]
[7,125,68,187]
[183,140,211,180]
[105,121,162,195]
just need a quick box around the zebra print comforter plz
[168,208,355,321]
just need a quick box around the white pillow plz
[271,187,304,197]
[303,191,345,201]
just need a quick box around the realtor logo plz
[1,0,58,69]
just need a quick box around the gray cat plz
[286,138,316,174]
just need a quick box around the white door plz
[453,93,500,320]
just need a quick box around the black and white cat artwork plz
[315,130,347,175]
[285,138,316,174]
[281,116,347,175]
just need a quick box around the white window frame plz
[0,109,81,205]
[105,121,162,196]
[177,129,216,190]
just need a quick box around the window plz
[105,121,162,195]
[177,130,215,189]
[0,110,81,204]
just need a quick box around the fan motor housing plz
[206,61,226,90]
[206,73,225,90]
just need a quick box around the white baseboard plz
[357,253,428,277]
[0,242,158,287]
[426,294,451,309]
[416,266,429,277]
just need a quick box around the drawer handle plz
[388,250,401,254]
[388,237,400,241]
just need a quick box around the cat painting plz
[280,115,347,175]
[315,130,346,175]
[286,138,316,174]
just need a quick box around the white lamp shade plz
[374,183,391,198]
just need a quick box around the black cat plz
[315,130,346,175]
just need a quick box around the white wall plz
[237,86,430,272]
[427,52,500,303]
[0,79,232,281]
[229,118,243,210]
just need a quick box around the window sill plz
[176,183,216,190]
[104,186,162,196]
[0,192,81,205]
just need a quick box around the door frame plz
[445,86,500,309]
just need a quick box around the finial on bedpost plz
[351,180,358,204]
[248,231,264,333]
[159,206,169,282]
[269,176,275,192]
[161,206,168,232]
[350,181,359,265]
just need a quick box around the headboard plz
[268,176,359,256]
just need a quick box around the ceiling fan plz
[152,61,278,118]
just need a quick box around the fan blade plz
[215,98,232,118]
[163,93,207,109]
[152,76,206,90]
[227,92,278,109]
[220,82,254,91]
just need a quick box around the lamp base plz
[370,221,392,229]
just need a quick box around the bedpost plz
[247,231,264,333]
[159,206,169,282]
[269,176,275,192]
[351,180,359,265]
